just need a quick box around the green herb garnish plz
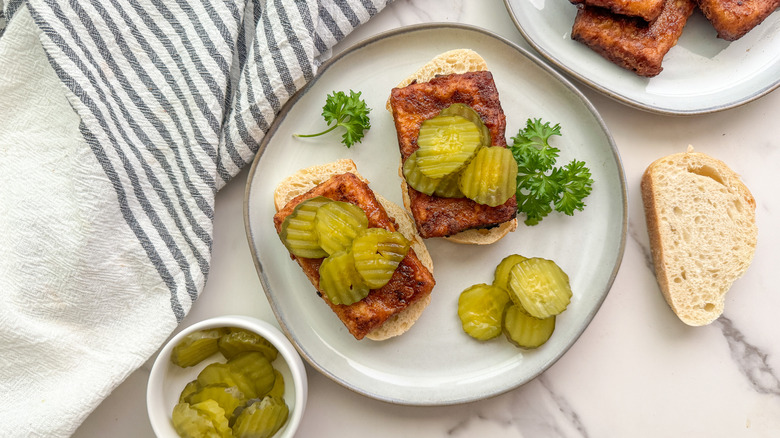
[510,118,593,226]
[295,90,371,148]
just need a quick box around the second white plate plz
[505,0,780,115]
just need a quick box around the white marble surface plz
[74,0,780,436]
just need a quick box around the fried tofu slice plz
[697,0,780,40]
[273,172,436,340]
[571,0,696,77]
[388,71,517,239]
[570,0,666,21]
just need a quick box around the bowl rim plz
[146,315,308,438]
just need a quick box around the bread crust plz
[273,160,435,340]
[640,147,757,326]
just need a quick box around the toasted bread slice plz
[640,146,757,326]
[571,0,696,77]
[388,50,518,244]
[273,159,435,340]
[570,0,666,21]
[697,0,780,41]
[385,49,488,113]
[273,159,367,212]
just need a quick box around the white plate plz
[504,0,780,115]
[244,24,626,405]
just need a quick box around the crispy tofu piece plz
[273,172,436,340]
[697,0,780,40]
[570,0,666,21]
[571,0,696,77]
[388,71,517,238]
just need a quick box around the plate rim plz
[243,22,628,405]
[502,0,780,116]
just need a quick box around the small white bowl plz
[147,315,307,438]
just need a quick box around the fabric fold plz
[0,0,390,436]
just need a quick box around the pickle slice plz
[432,169,464,198]
[170,327,228,368]
[193,400,233,438]
[278,196,331,259]
[457,283,511,341]
[179,379,202,403]
[492,254,529,293]
[197,362,259,400]
[503,303,556,349]
[185,384,245,423]
[458,146,518,207]
[227,351,276,400]
[438,103,491,148]
[172,400,232,438]
[314,200,368,255]
[267,370,285,399]
[416,115,482,178]
[402,150,441,195]
[218,328,278,362]
[351,228,410,289]
[232,396,289,438]
[508,258,572,319]
[318,250,370,305]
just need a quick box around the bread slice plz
[274,159,367,212]
[388,49,518,245]
[385,49,488,112]
[273,159,434,340]
[640,146,757,326]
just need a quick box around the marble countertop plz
[75,0,780,436]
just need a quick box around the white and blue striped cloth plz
[0,0,389,435]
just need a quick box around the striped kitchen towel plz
[0,0,390,436]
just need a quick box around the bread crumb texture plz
[641,149,757,326]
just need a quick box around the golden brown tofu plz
[570,0,666,21]
[273,172,436,340]
[388,71,518,238]
[571,0,696,77]
[697,0,780,40]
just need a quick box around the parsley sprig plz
[295,90,371,148]
[510,118,593,226]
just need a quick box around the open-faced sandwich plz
[273,159,435,341]
[387,49,518,245]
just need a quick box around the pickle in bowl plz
[147,317,307,438]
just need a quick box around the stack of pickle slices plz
[170,327,289,438]
[458,254,573,349]
[404,104,517,207]
[279,197,410,305]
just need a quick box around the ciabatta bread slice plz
[641,146,757,326]
[385,49,488,112]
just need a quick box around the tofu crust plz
[273,172,436,340]
[571,0,696,77]
[570,0,666,21]
[388,71,517,238]
[697,0,780,40]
